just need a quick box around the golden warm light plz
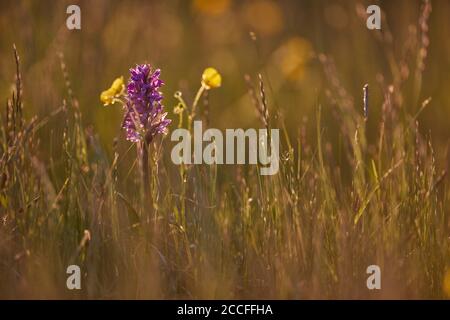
[274,37,313,81]
[193,0,231,16]
[0,0,448,301]
[242,0,284,36]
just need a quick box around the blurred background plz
[0,0,449,162]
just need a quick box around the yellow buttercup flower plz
[100,76,125,106]
[100,88,115,106]
[111,76,125,93]
[201,67,222,89]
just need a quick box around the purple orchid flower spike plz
[122,64,171,144]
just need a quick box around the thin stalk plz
[140,141,152,224]
[188,84,206,132]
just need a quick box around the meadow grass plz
[0,1,449,299]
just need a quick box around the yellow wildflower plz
[100,76,125,106]
[111,76,125,93]
[201,67,222,90]
[100,88,115,106]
